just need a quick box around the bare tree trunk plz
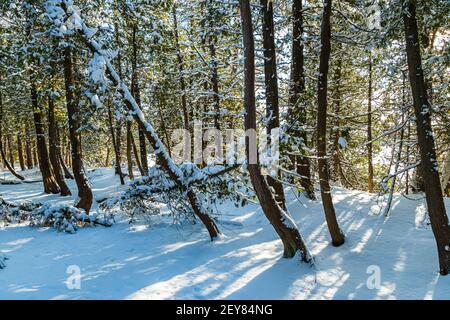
[30,79,60,194]
[17,133,25,171]
[288,0,315,199]
[126,119,134,179]
[107,104,125,184]
[172,5,191,159]
[63,46,93,212]
[316,0,345,246]
[240,0,309,261]
[367,53,374,193]
[403,0,450,275]
[7,135,14,169]
[25,124,33,169]
[130,128,145,176]
[261,0,286,210]
[130,24,149,176]
[48,92,71,196]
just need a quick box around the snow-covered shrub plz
[0,198,40,224]
[101,163,252,224]
[30,204,112,234]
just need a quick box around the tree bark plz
[48,92,71,196]
[17,133,25,171]
[126,119,134,179]
[288,0,315,199]
[367,53,374,193]
[239,0,309,261]
[316,0,345,247]
[403,0,450,275]
[25,123,33,169]
[261,0,286,210]
[30,79,60,194]
[7,135,14,169]
[63,46,93,212]
[130,24,149,176]
[172,5,191,158]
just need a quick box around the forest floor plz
[0,168,449,299]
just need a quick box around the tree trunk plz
[288,0,315,199]
[261,0,286,210]
[403,0,450,275]
[63,46,93,212]
[131,24,149,176]
[107,104,125,184]
[7,135,14,169]
[126,119,134,180]
[48,92,71,196]
[30,78,60,194]
[17,133,25,171]
[367,53,374,193]
[239,0,309,261]
[316,0,345,247]
[172,5,192,159]
[25,124,33,169]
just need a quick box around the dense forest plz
[0,0,449,300]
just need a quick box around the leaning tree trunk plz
[316,0,345,247]
[240,0,309,261]
[403,0,450,275]
[48,92,71,196]
[63,46,93,212]
[261,0,286,210]
[288,0,315,200]
[62,2,220,239]
[30,79,60,194]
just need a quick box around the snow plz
[1,168,449,299]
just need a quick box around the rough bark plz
[240,0,309,261]
[63,46,93,212]
[17,133,26,171]
[261,0,286,210]
[316,0,345,246]
[288,0,315,199]
[403,0,450,275]
[367,53,374,193]
[48,92,71,196]
[30,79,60,194]
[172,5,191,158]
[126,119,134,180]
[25,124,33,169]
[130,24,149,176]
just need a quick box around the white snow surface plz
[0,167,449,300]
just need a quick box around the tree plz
[403,0,450,275]
[63,46,93,212]
[239,0,309,261]
[260,0,286,210]
[288,0,315,200]
[316,0,345,247]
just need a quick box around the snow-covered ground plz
[0,168,449,299]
